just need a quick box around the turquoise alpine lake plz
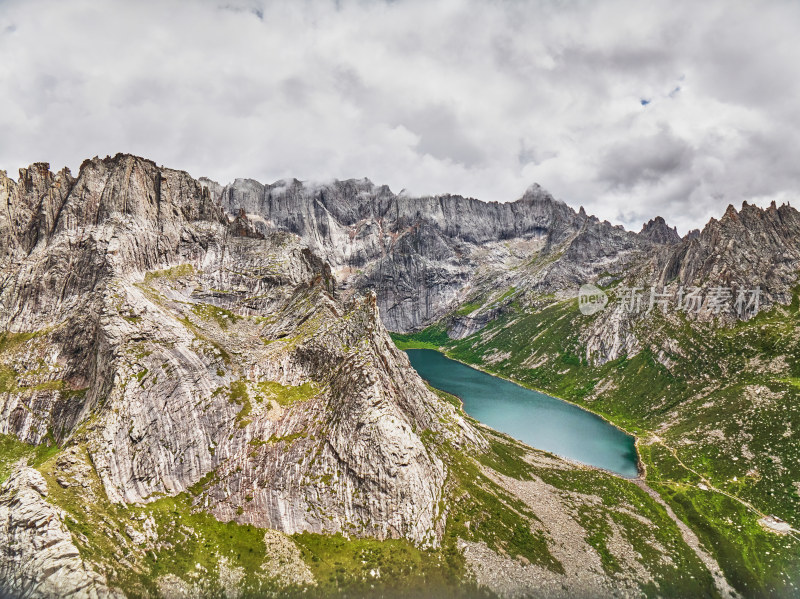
[406,349,640,478]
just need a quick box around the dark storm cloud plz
[1,0,799,233]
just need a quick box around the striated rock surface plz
[655,201,800,305]
[214,180,586,331]
[0,466,123,598]
[211,173,800,359]
[578,200,800,363]
[0,154,483,597]
[211,177,697,334]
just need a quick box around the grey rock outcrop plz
[573,200,800,364]
[215,173,800,366]
[211,177,696,333]
[656,201,800,305]
[639,216,681,245]
[213,180,583,331]
[0,154,482,599]
[0,467,123,598]
[2,153,796,598]
[211,172,800,349]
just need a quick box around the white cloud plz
[1,0,799,233]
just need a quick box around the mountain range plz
[1,154,798,598]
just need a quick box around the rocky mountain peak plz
[654,199,800,312]
[520,182,564,209]
[721,203,739,222]
[0,154,477,569]
[639,215,681,245]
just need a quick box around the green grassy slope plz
[1,406,719,598]
[395,288,800,597]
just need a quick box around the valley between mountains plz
[1,154,798,598]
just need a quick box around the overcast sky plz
[1,0,799,233]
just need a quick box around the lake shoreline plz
[408,346,646,480]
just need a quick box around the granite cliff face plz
[0,155,479,596]
[212,177,709,334]
[214,179,585,331]
[213,175,800,345]
[574,200,800,365]
[639,216,681,245]
[655,202,800,302]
